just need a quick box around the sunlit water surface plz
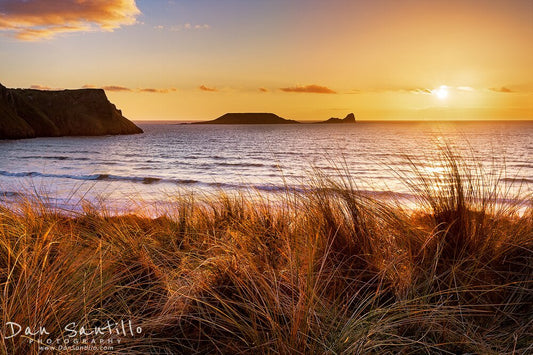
[0,121,531,213]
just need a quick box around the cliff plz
[0,83,143,139]
[194,113,300,124]
[318,113,356,124]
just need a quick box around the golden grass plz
[0,149,531,354]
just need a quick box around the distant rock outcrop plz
[0,83,143,139]
[194,112,300,124]
[318,113,356,124]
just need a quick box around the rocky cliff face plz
[0,83,143,139]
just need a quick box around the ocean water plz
[0,121,531,211]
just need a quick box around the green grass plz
[0,149,531,354]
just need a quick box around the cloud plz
[155,23,211,32]
[348,87,443,95]
[372,87,431,94]
[457,86,474,92]
[139,88,177,93]
[82,84,177,93]
[332,86,478,95]
[280,84,337,94]
[490,86,514,93]
[101,85,132,92]
[0,0,141,41]
[258,87,269,93]
[194,24,210,30]
[386,86,477,94]
[199,85,218,92]
[346,89,362,94]
[30,84,61,90]
[406,88,432,94]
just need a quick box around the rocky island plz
[194,112,300,124]
[0,83,143,139]
[318,113,356,124]
[193,112,357,124]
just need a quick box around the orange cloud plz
[30,84,61,90]
[406,88,432,94]
[102,85,132,92]
[346,89,362,94]
[258,87,269,93]
[0,0,140,41]
[490,86,514,93]
[82,84,176,93]
[348,87,433,94]
[280,84,337,94]
[199,85,218,92]
[139,88,177,93]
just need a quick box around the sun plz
[432,85,448,100]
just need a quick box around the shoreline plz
[1,182,530,219]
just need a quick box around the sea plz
[0,121,531,213]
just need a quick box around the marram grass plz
[0,149,531,354]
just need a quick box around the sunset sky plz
[1,0,532,121]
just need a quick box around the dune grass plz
[0,148,531,354]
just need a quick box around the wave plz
[217,162,273,168]
[0,170,197,185]
[199,181,294,192]
[18,155,91,161]
[0,190,25,198]
[0,175,528,209]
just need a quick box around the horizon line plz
[133,118,533,123]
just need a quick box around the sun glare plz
[433,85,448,100]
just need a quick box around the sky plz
[0,0,532,121]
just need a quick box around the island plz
[317,113,356,124]
[192,112,358,124]
[193,112,300,124]
[0,83,143,140]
